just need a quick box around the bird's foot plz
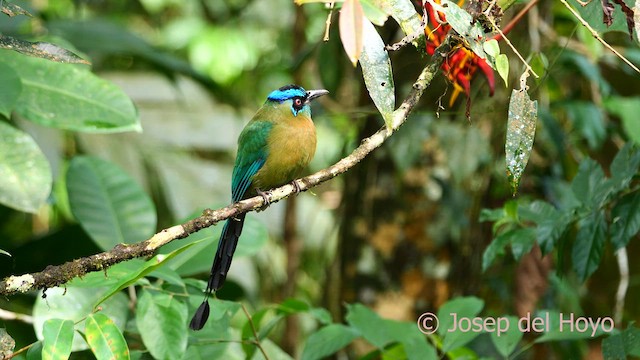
[290,180,302,194]
[256,188,271,211]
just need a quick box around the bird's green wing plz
[231,119,273,202]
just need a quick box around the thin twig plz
[323,2,335,42]
[483,4,539,78]
[558,0,640,74]
[241,303,270,360]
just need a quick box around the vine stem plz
[242,304,270,360]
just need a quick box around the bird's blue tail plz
[189,213,246,330]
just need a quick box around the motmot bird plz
[189,84,329,330]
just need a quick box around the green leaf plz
[277,298,311,315]
[490,316,523,358]
[67,156,156,250]
[610,191,640,250]
[42,319,74,360]
[575,0,633,34]
[602,324,640,359]
[437,297,484,353]
[572,210,607,282]
[92,240,199,309]
[0,34,89,64]
[506,86,538,195]
[136,290,188,360]
[606,97,640,145]
[33,287,129,352]
[510,227,536,261]
[360,0,389,26]
[346,304,397,348]
[0,60,22,117]
[482,227,536,271]
[0,50,139,133]
[496,54,509,87]
[610,143,640,192]
[301,324,360,360]
[384,0,422,36]
[340,0,365,65]
[26,341,43,360]
[360,16,395,129]
[345,304,436,360]
[571,158,611,208]
[0,121,52,213]
[520,200,573,256]
[84,313,130,360]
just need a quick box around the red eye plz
[294,98,303,107]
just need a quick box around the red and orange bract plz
[423,0,496,107]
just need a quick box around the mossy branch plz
[0,37,452,298]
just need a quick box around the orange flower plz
[424,0,496,107]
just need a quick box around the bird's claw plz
[256,188,271,210]
[290,180,302,194]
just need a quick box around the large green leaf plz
[0,121,52,213]
[301,324,360,360]
[345,303,436,360]
[602,324,640,359]
[33,287,129,352]
[92,240,200,309]
[571,158,612,209]
[136,289,188,360]
[84,313,130,360]
[437,297,485,353]
[0,50,139,133]
[42,319,74,360]
[360,16,395,129]
[67,156,156,250]
[610,143,640,192]
[0,60,22,117]
[572,210,607,282]
[490,316,523,358]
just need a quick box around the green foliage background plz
[1,0,640,359]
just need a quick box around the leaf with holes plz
[572,210,607,282]
[360,16,395,129]
[506,86,537,195]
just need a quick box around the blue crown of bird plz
[190,84,329,330]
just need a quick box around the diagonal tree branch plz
[0,36,453,298]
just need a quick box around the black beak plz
[306,89,329,103]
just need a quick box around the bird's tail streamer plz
[189,213,247,330]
